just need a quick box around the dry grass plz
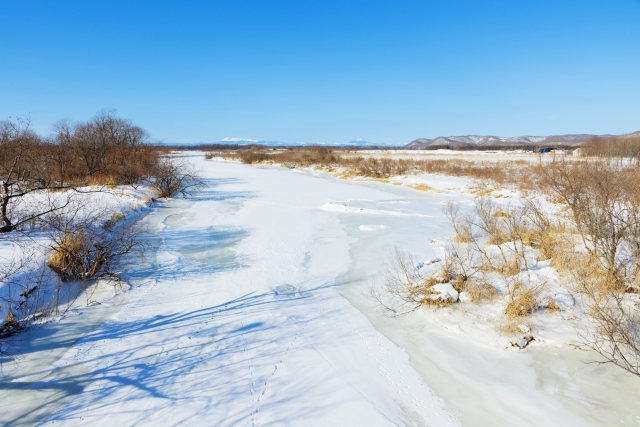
[453,231,473,244]
[491,258,522,277]
[504,282,540,318]
[219,146,640,374]
[87,174,121,187]
[546,194,565,204]
[47,230,88,280]
[0,310,20,337]
[485,230,510,246]
[501,319,533,335]
[494,210,512,218]
[445,202,474,243]
[419,271,458,306]
[369,248,462,314]
[237,150,271,164]
[462,280,498,304]
[47,211,148,285]
[470,188,495,197]
[581,134,640,165]
[211,147,542,187]
[408,184,432,192]
[546,237,576,270]
[103,212,126,231]
[423,271,451,287]
[546,297,561,311]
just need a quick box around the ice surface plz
[1,157,459,427]
[358,224,387,231]
[3,156,639,426]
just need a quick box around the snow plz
[321,201,428,216]
[358,224,387,231]
[548,287,575,310]
[429,284,459,303]
[2,154,639,426]
[0,185,156,327]
[0,157,459,426]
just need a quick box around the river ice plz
[1,158,460,426]
[2,155,639,426]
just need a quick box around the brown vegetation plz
[539,157,640,375]
[1,112,203,357]
[46,207,148,285]
[369,247,457,315]
[1,112,203,235]
[154,157,205,198]
[208,146,541,186]
[504,281,542,318]
[581,134,640,166]
[1,113,157,234]
[445,156,640,374]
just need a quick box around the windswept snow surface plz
[2,158,459,426]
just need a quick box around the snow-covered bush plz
[369,247,459,315]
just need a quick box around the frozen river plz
[1,156,638,426]
[1,157,460,426]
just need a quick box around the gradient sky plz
[2,1,640,144]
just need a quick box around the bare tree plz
[574,260,640,376]
[69,111,118,178]
[541,156,640,376]
[0,118,76,233]
[154,156,205,198]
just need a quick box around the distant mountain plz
[405,134,603,149]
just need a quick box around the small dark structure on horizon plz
[536,147,557,153]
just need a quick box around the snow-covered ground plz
[0,185,156,326]
[1,155,639,426]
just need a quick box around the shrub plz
[369,247,458,315]
[504,282,540,318]
[153,157,205,198]
[46,209,148,284]
[461,280,498,304]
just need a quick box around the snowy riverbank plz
[1,155,638,426]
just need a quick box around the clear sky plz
[2,1,639,144]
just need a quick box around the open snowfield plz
[1,154,639,426]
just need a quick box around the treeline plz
[1,112,200,233]
[1,111,159,189]
[580,133,640,165]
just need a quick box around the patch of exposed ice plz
[275,284,297,296]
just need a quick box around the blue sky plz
[2,1,639,144]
